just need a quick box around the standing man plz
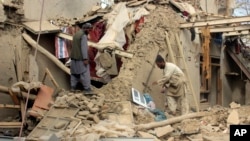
[70,23,92,93]
[152,54,189,115]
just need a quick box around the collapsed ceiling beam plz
[180,16,250,28]
[57,33,134,58]
[198,25,250,33]
[223,30,250,36]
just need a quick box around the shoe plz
[83,88,93,95]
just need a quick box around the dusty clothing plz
[157,62,189,114]
[71,30,87,60]
[157,63,185,97]
[70,31,91,90]
[166,93,189,115]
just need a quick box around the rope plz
[18,0,45,138]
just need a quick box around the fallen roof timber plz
[223,30,250,36]
[198,25,250,33]
[57,33,133,58]
[180,16,250,28]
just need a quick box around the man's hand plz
[152,81,158,86]
[161,87,166,93]
[83,59,89,65]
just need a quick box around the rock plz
[145,4,156,11]
[179,119,200,134]
[78,111,90,116]
[137,131,160,141]
[229,102,241,109]
[167,137,174,141]
[54,122,66,129]
[227,109,240,125]
[155,125,174,137]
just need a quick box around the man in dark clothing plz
[70,23,92,93]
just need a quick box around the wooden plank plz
[175,33,199,112]
[22,33,70,75]
[223,30,250,36]
[44,68,60,88]
[198,25,250,33]
[180,16,250,28]
[0,85,9,93]
[23,21,61,34]
[114,49,133,58]
[57,33,133,58]
[8,89,20,105]
[226,47,250,80]
[57,33,73,40]
[20,100,26,123]
[127,0,147,7]
[0,104,20,109]
[0,122,22,126]
[165,32,176,64]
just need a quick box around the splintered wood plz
[201,27,211,79]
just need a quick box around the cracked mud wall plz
[21,33,71,90]
[0,27,21,119]
[0,2,6,22]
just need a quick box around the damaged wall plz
[0,27,21,119]
[221,49,246,107]
[180,29,200,109]
[0,2,6,22]
[23,0,99,20]
[22,33,71,90]
[200,0,235,15]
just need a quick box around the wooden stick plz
[0,85,9,93]
[8,89,20,105]
[21,92,37,100]
[0,104,20,109]
[135,112,212,130]
[0,122,22,126]
[43,68,59,88]
[22,33,70,75]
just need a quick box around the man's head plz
[82,23,92,30]
[155,54,165,69]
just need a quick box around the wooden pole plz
[135,111,212,130]
[165,32,176,64]
[0,85,9,93]
[22,33,70,75]
[175,33,200,112]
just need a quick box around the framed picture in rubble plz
[131,88,148,108]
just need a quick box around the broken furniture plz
[27,106,79,140]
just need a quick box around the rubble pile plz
[1,0,250,141]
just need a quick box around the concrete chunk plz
[227,109,240,125]
[229,102,241,109]
[155,125,174,137]
[137,131,160,141]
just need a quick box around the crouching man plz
[152,55,189,116]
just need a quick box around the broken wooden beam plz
[223,30,250,36]
[180,16,250,28]
[0,85,9,93]
[57,33,117,50]
[135,111,212,130]
[42,68,60,88]
[22,33,70,75]
[198,25,250,33]
[21,92,37,101]
[0,104,20,109]
[0,122,22,128]
[57,33,134,58]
